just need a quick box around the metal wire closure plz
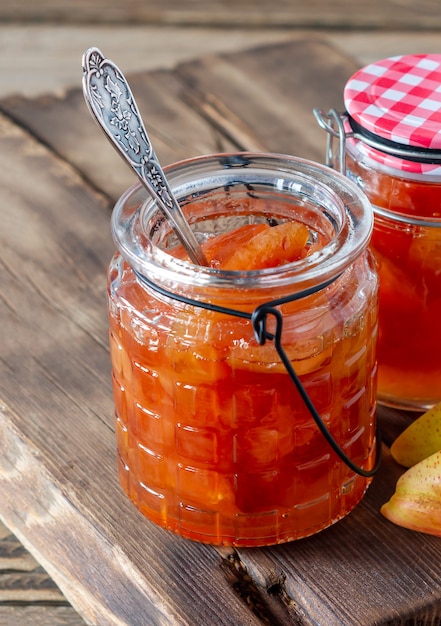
[313,108,348,174]
[134,269,382,478]
[313,108,441,174]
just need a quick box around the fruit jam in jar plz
[108,153,379,547]
[315,54,441,411]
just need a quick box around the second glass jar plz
[315,53,441,411]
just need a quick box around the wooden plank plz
[235,445,441,625]
[1,0,440,29]
[0,572,64,603]
[0,38,355,202]
[0,536,39,573]
[0,69,237,203]
[0,112,267,626]
[2,25,441,102]
[0,606,87,626]
[0,522,86,625]
[0,526,9,542]
[2,36,440,188]
[0,24,297,99]
[176,38,357,162]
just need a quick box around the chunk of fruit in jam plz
[202,221,310,270]
[110,214,376,546]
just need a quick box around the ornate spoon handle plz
[82,47,208,266]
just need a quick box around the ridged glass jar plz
[107,152,379,546]
[315,54,441,410]
[344,146,441,410]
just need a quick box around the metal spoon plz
[82,47,208,266]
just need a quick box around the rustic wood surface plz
[0,521,86,625]
[1,6,441,625]
[1,0,441,29]
[2,26,441,100]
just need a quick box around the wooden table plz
[1,22,441,626]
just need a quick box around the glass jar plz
[108,152,379,547]
[314,54,441,411]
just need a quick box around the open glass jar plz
[315,54,441,411]
[108,152,379,547]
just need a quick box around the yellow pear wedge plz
[391,401,441,468]
[381,449,441,537]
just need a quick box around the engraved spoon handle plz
[82,47,208,266]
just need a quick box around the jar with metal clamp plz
[314,53,441,411]
[108,152,380,547]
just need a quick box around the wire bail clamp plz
[313,108,348,174]
[134,268,381,477]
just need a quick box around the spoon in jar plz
[82,47,208,266]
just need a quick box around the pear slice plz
[381,449,441,537]
[391,401,441,468]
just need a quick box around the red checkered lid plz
[344,54,441,175]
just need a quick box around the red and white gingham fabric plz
[344,54,441,175]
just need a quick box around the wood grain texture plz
[0,0,440,29]
[1,38,441,626]
[0,70,237,203]
[177,38,357,161]
[0,533,38,573]
[0,607,87,626]
[235,446,441,625]
[2,26,441,102]
[0,522,85,625]
[0,572,64,603]
[0,38,354,201]
[0,113,264,626]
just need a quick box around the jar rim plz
[111,152,373,292]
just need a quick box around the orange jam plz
[108,153,379,546]
[334,54,441,410]
[346,153,441,410]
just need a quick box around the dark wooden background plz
[0,0,440,28]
